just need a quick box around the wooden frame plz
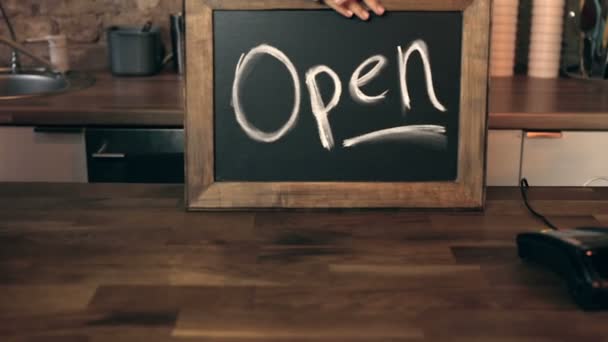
[185,0,490,209]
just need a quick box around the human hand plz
[323,0,385,21]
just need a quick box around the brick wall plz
[0,0,182,71]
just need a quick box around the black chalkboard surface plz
[213,10,462,182]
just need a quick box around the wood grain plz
[0,73,184,127]
[459,0,490,206]
[489,76,608,130]
[3,75,608,130]
[191,182,473,209]
[185,0,214,207]
[201,0,472,10]
[1,183,608,341]
[185,0,491,210]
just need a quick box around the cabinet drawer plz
[486,130,523,186]
[86,128,184,183]
[522,131,608,187]
[0,126,87,183]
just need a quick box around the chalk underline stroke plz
[343,125,446,148]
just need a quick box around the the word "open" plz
[231,40,447,151]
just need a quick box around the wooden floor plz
[1,184,608,341]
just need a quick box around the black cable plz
[519,178,559,230]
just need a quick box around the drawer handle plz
[92,142,126,159]
[92,153,126,159]
[525,131,563,139]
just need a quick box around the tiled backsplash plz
[0,0,182,71]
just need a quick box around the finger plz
[363,0,385,15]
[347,1,370,20]
[326,1,354,18]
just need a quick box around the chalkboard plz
[185,0,490,209]
[214,10,462,182]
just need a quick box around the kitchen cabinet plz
[83,128,526,186]
[521,131,608,187]
[2,125,606,187]
[0,126,87,183]
[486,129,523,186]
[86,128,184,183]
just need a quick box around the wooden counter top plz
[0,73,184,127]
[2,74,608,130]
[489,76,608,130]
[1,183,607,340]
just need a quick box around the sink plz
[0,73,68,100]
[0,71,95,100]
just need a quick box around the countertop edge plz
[4,111,608,130]
[3,74,608,130]
[488,112,608,131]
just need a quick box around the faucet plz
[0,37,61,74]
[0,1,62,75]
[0,0,21,73]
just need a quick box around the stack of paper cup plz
[491,0,520,77]
[528,0,565,78]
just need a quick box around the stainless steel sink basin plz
[0,71,95,100]
[0,73,69,100]
[0,18,95,100]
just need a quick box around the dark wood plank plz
[489,76,608,130]
[0,73,184,127]
[1,184,608,341]
[3,74,608,131]
[3,74,608,130]
[173,308,425,339]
